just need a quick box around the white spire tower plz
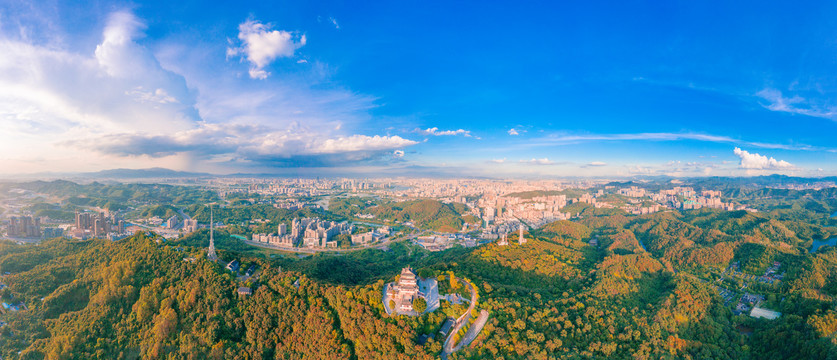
[207,204,218,261]
[518,224,526,245]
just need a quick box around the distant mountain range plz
[0,167,212,180]
[80,168,212,179]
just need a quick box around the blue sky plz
[0,1,835,177]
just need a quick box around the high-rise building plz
[94,219,102,237]
[7,216,41,238]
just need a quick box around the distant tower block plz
[518,224,526,245]
[207,205,218,262]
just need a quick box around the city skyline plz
[1,1,836,177]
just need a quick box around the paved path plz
[441,277,481,359]
[450,310,489,353]
[382,283,393,315]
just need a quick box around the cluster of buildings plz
[478,185,754,228]
[183,218,199,233]
[725,261,784,286]
[712,285,781,320]
[165,215,180,229]
[216,178,387,198]
[652,187,747,211]
[350,226,390,245]
[734,292,766,315]
[480,194,571,227]
[387,178,596,200]
[67,211,126,240]
[713,261,783,320]
[5,215,41,238]
[251,217,355,248]
[413,233,479,251]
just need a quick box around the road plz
[441,277,482,359]
[450,310,489,353]
[382,283,393,315]
[178,208,192,221]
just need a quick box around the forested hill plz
[0,235,443,359]
[0,205,836,358]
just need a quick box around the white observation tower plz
[207,204,218,262]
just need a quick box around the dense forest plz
[0,206,834,358]
[0,180,836,359]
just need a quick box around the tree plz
[413,297,427,314]
[449,272,460,290]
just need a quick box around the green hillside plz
[0,205,835,359]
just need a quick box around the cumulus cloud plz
[227,19,306,79]
[0,10,417,173]
[508,128,519,135]
[95,11,152,78]
[69,123,417,167]
[733,147,793,170]
[0,12,199,134]
[417,127,472,137]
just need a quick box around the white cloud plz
[227,19,306,79]
[733,147,793,170]
[71,123,418,166]
[393,150,405,158]
[318,135,416,154]
[0,12,199,136]
[0,10,417,174]
[756,88,836,119]
[587,161,606,166]
[520,158,555,165]
[508,128,519,135]
[95,11,152,78]
[125,87,178,104]
[329,17,340,29]
[529,132,829,152]
[417,127,472,137]
[490,158,506,163]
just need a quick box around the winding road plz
[441,277,487,359]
